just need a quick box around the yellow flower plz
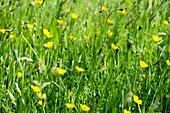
[107,30,113,37]
[124,109,131,113]
[34,0,43,4]
[140,60,148,68]
[101,66,106,71]
[133,95,142,105]
[163,20,169,26]
[17,72,23,78]
[38,100,47,106]
[71,13,78,19]
[43,29,52,38]
[102,6,108,11]
[152,35,161,42]
[166,60,170,66]
[27,24,34,29]
[56,67,67,75]
[31,85,41,93]
[65,7,70,12]
[107,19,112,24]
[69,35,76,40]
[80,104,90,111]
[76,66,85,72]
[0,29,5,33]
[37,92,46,99]
[9,34,15,39]
[116,8,127,15]
[38,100,43,105]
[111,43,118,50]
[66,103,74,109]
[44,42,53,49]
[57,20,64,25]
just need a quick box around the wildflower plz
[0,29,5,33]
[76,66,85,72]
[56,67,67,75]
[66,103,74,109]
[116,8,127,15]
[140,60,148,68]
[124,109,131,113]
[133,95,142,105]
[17,72,23,78]
[111,43,118,50]
[44,42,53,49]
[65,7,70,12]
[38,100,43,105]
[37,92,46,99]
[102,6,108,11]
[163,20,169,26]
[101,66,106,71]
[43,29,52,38]
[107,30,113,37]
[31,85,41,93]
[38,100,47,106]
[27,24,34,29]
[57,20,64,25]
[107,19,112,24]
[71,13,78,19]
[69,36,76,40]
[152,35,161,42]
[9,34,15,39]
[80,104,90,111]
[34,0,43,4]
[166,60,170,66]
[84,35,88,42]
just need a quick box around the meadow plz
[0,0,170,113]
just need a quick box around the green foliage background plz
[0,0,170,112]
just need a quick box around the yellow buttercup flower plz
[107,18,112,24]
[102,6,108,11]
[31,85,41,93]
[111,43,118,50]
[43,29,52,38]
[107,30,113,37]
[17,72,23,78]
[76,66,85,72]
[101,66,106,71]
[116,8,127,15]
[124,109,131,113]
[37,92,46,99]
[69,36,76,40]
[44,42,53,49]
[133,95,142,105]
[0,29,5,33]
[56,67,67,75]
[80,104,90,111]
[27,24,34,29]
[66,103,74,109]
[140,60,148,68]
[65,7,70,12]
[38,100,47,106]
[9,34,15,39]
[152,35,161,42]
[71,13,78,19]
[163,20,169,26]
[166,60,170,66]
[57,20,63,25]
[34,0,43,4]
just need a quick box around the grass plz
[0,0,170,113]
